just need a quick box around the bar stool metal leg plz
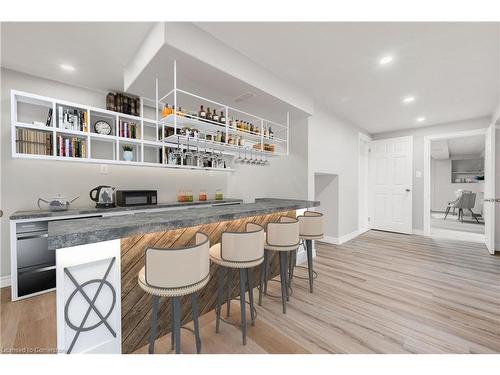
[258,260,265,306]
[216,266,224,333]
[148,295,159,354]
[263,249,269,295]
[172,297,181,354]
[278,251,287,314]
[247,268,255,326]
[305,239,314,293]
[191,292,201,354]
[170,304,175,350]
[226,268,232,317]
[239,268,247,345]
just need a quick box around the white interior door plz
[370,136,413,234]
[484,123,496,254]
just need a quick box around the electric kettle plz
[89,186,116,208]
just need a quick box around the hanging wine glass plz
[172,136,184,166]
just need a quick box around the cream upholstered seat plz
[138,268,209,297]
[138,232,209,354]
[294,211,324,293]
[211,222,264,345]
[298,211,324,240]
[261,216,300,314]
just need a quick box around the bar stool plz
[209,223,264,345]
[260,216,300,314]
[294,211,324,293]
[137,232,210,354]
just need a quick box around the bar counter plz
[51,198,319,354]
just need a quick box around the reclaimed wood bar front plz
[48,199,319,354]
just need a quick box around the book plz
[46,108,53,127]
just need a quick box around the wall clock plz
[94,120,112,135]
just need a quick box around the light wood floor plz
[2,230,500,354]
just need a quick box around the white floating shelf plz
[10,90,235,173]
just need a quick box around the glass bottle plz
[199,105,206,119]
[206,107,212,121]
[162,103,172,118]
[269,127,274,139]
[219,111,226,124]
[212,109,219,122]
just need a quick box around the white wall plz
[314,173,339,239]
[496,128,500,250]
[308,105,364,239]
[431,158,484,213]
[372,117,490,230]
[1,68,309,278]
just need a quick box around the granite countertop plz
[47,198,319,250]
[9,199,243,220]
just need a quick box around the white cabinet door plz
[370,136,413,234]
[484,123,496,254]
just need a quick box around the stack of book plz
[56,135,86,158]
[106,92,140,116]
[118,120,138,139]
[15,128,53,155]
[58,107,88,131]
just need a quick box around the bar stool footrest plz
[220,298,257,327]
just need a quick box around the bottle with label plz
[199,105,206,119]
[269,127,274,139]
[219,111,226,125]
[212,109,219,123]
[162,103,172,118]
[206,108,212,121]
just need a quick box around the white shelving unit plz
[11,62,290,170]
[10,90,234,172]
[157,60,289,158]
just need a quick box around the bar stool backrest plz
[145,232,210,289]
[266,216,300,247]
[220,223,265,263]
[298,211,324,237]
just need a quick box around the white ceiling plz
[431,135,485,159]
[1,22,154,92]
[2,22,499,134]
[196,22,500,134]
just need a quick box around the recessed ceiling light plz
[402,96,415,104]
[60,63,75,72]
[379,55,394,66]
[416,116,426,123]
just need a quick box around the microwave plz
[116,190,157,207]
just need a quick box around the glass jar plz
[185,189,193,202]
[215,189,223,201]
[199,190,207,201]
[177,189,186,203]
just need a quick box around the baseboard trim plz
[496,243,500,252]
[1,275,11,289]
[412,229,424,236]
[319,230,361,245]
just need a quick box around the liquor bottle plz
[199,105,206,119]
[221,131,226,143]
[206,108,212,121]
[177,106,185,117]
[161,103,172,117]
[212,109,219,122]
[219,111,226,124]
[269,127,274,139]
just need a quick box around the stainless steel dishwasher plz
[16,221,54,298]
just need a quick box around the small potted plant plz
[122,145,134,161]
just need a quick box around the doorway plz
[423,128,488,244]
[429,134,485,243]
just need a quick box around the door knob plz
[484,198,500,202]
[0,209,3,217]
[405,189,411,192]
